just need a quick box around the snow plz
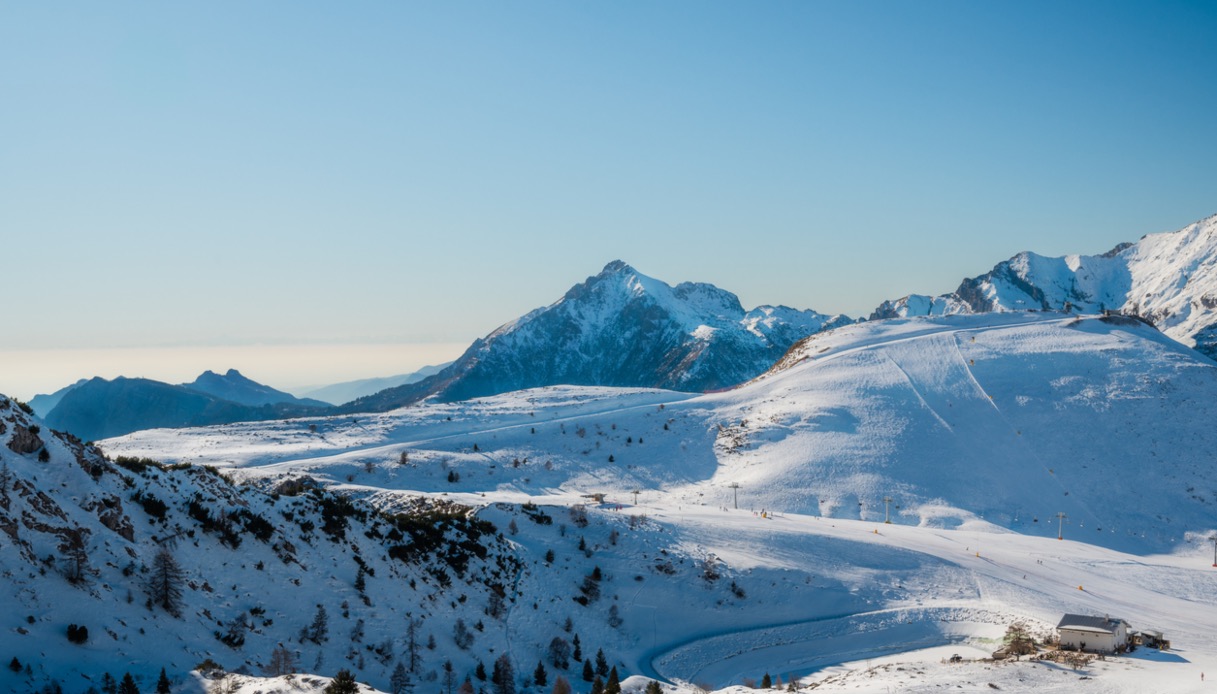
[7,311,1217,693]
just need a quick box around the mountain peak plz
[599,259,636,275]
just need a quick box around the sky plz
[2,1,1216,400]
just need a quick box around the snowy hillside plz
[340,261,852,412]
[112,312,1217,555]
[10,307,1217,694]
[872,213,1217,358]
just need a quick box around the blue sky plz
[2,1,1216,396]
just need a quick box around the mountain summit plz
[345,261,852,411]
[872,213,1217,358]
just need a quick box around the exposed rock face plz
[7,424,44,455]
[344,261,854,412]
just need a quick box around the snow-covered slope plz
[341,261,852,412]
[111,312,1217,555]
[872,213,1217,358]
[13,307,1217,694]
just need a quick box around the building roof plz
[1057,614,1128,635]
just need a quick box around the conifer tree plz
[572,634,582,661]
[551,676,572,694]
[604,667,620,694]
[476,661,487,681]
[645,681,663,694]
[534,661,548,687]
[761,673,772,689]
[590,675,604,694]
[325,669,359,694]
[595,649,608,676]
[156,668,171,694]
[391,662,411,694]
[582,660,594,682]
[118,673,140,694]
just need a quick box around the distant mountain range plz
[42,370,328,441]
[32,212,1217,440]
[339,260,853,413]
[295,363,450,405]
[871,213,1217,358]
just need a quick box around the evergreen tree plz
[551,676,572,694]
[595,649,608,676]
[7,657,20,673]
[534,661,548,687]
[491,654,515,694]
[604,667,620,694]
[458,676,475,694]
[475,661,487,681]
[391,662,411,694]
[761,674,772,689]
[155,668,171,694]
[325,669,359,694]
[100,673,118,694]
[581,660,594,682]
[302,605,329,644]
[572,634,582,661]
[590,675,604,694]
[147,548,185,617]
[118,673,140,694]
[645,681,663,694]
[443,660,456,694]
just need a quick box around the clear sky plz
[2,1,1216,399]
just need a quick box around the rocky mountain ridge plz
[872,213,1217,357]
[342,261,852,412]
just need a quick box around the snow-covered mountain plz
[184,369,329,408]
[296,364,451,406]
[343,261,852,412]
[9,311,1217,693]
[871,213,1217,357]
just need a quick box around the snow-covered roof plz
[1057,614,1129,634]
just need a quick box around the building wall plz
[1059,628,1119,653]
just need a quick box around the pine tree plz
[551,676,572,694]
[604,667,620,694]
[147,547,185,617]
[155,668,171,694]
[761,674,772,689]
[100,673,118,694]
[572,634,582,661]
[492,654,515,694]
[443,660,457,694]
[595,649,608,676]
[534,661,548,687]
[458,676,475,694]
[7,657,20,673]
[302,605,329,644]
[645,681,663,694]
[118,673,140,694]
[582,660,594,682]
[476,661,487,681]
[325,669,359,694]
[590,675,604,694]
[391,662,411,694]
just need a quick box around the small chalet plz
[1057,614,1132,653]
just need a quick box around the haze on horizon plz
[2,2,1215,399]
